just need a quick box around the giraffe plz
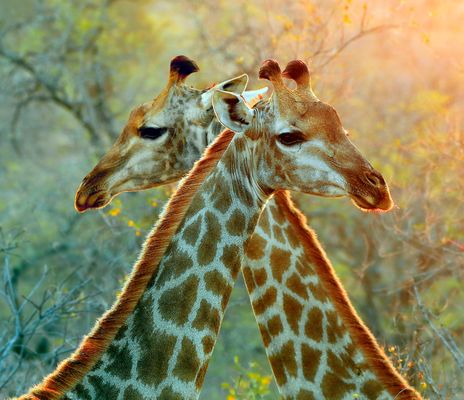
[14,57,409,400]
[74,57,421,399]
[74,55,265,212]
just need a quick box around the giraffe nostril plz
[365,171,385,187]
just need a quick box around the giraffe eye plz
[277,131,305,146]
[139,126,168,140]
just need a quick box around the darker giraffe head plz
[74,55,263,212]
[212,59,393,211]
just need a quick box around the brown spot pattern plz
[286,228,301,249]
[322,372,356,400]
[73,383,91,400]
[197,212,221,265]
[192,299,221,333]
[270,247,291,281]
[283,294,303,334]
[327,350,353,379]
[268,341,298,386]
[253,267,268,287]
[258,207,270,233]
[296,389,316,400]
[221,244,241,276]
[158,387,183,400]
[242,266,255,292]
[195,362,209,389]
[123,385,144,400]
[252,287,277,315]
[158,276,199,326]
[226,208,246,236]
[280,341,298,377]
[105,343,132,380]
[213,186,232,213]
[304,307,323,342]
[205,270,229,297]
[308,281,326,303]
[286,272,308,299]
[269,353,287,386]
[137,330,177,385]
[245,234,266,260]
[187,193,205,217]
[258,323,272,347]
[202,336,215,355]
[301,345,321,382]
[326,310,344,343]
[204,270,232,310]
[161,245,194,281]
[183,216,201,246]
[173,337,200,382]
[267,315,283,337]
[362,379,384,399]
[87,376,118,398]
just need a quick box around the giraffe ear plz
[218,74,248,93]
[242,86,269,107]
[201,74,249,107]
[212,90,254,133]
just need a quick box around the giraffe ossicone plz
[19,57,420,400]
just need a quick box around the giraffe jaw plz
[350,194,394,213]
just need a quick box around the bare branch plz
[413,284,464,372]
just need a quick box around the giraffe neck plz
[242,191,421,400]
[70,137,267,399]
[184,124,419,398]
[23,130,271,400]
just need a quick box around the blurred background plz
[0,0,463,398]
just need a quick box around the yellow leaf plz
[109,208,121,217]
[261,376,272,385]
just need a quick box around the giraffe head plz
[212,59,393,211]
[74,55,262,212]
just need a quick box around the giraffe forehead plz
[282,103,344,141]
[141,86,199,120]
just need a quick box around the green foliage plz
[221,356,273,400]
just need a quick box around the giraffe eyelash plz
[139,126,168,140]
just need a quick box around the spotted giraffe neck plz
[19,130,233,400]
[20,129,273,400]
[186,111,420,398]
[243,192,421,400]
[180,114,421,398]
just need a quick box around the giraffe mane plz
[274,191,421,400]
[19,129,235,400]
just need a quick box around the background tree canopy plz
[0,0,462,398]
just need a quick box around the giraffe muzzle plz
[74,188,110,212]
[345,167,394,212]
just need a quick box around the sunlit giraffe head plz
[74,55,264,212]
[212,59,393,211]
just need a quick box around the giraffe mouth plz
[75,189,110,212]
[350,194,393,213]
